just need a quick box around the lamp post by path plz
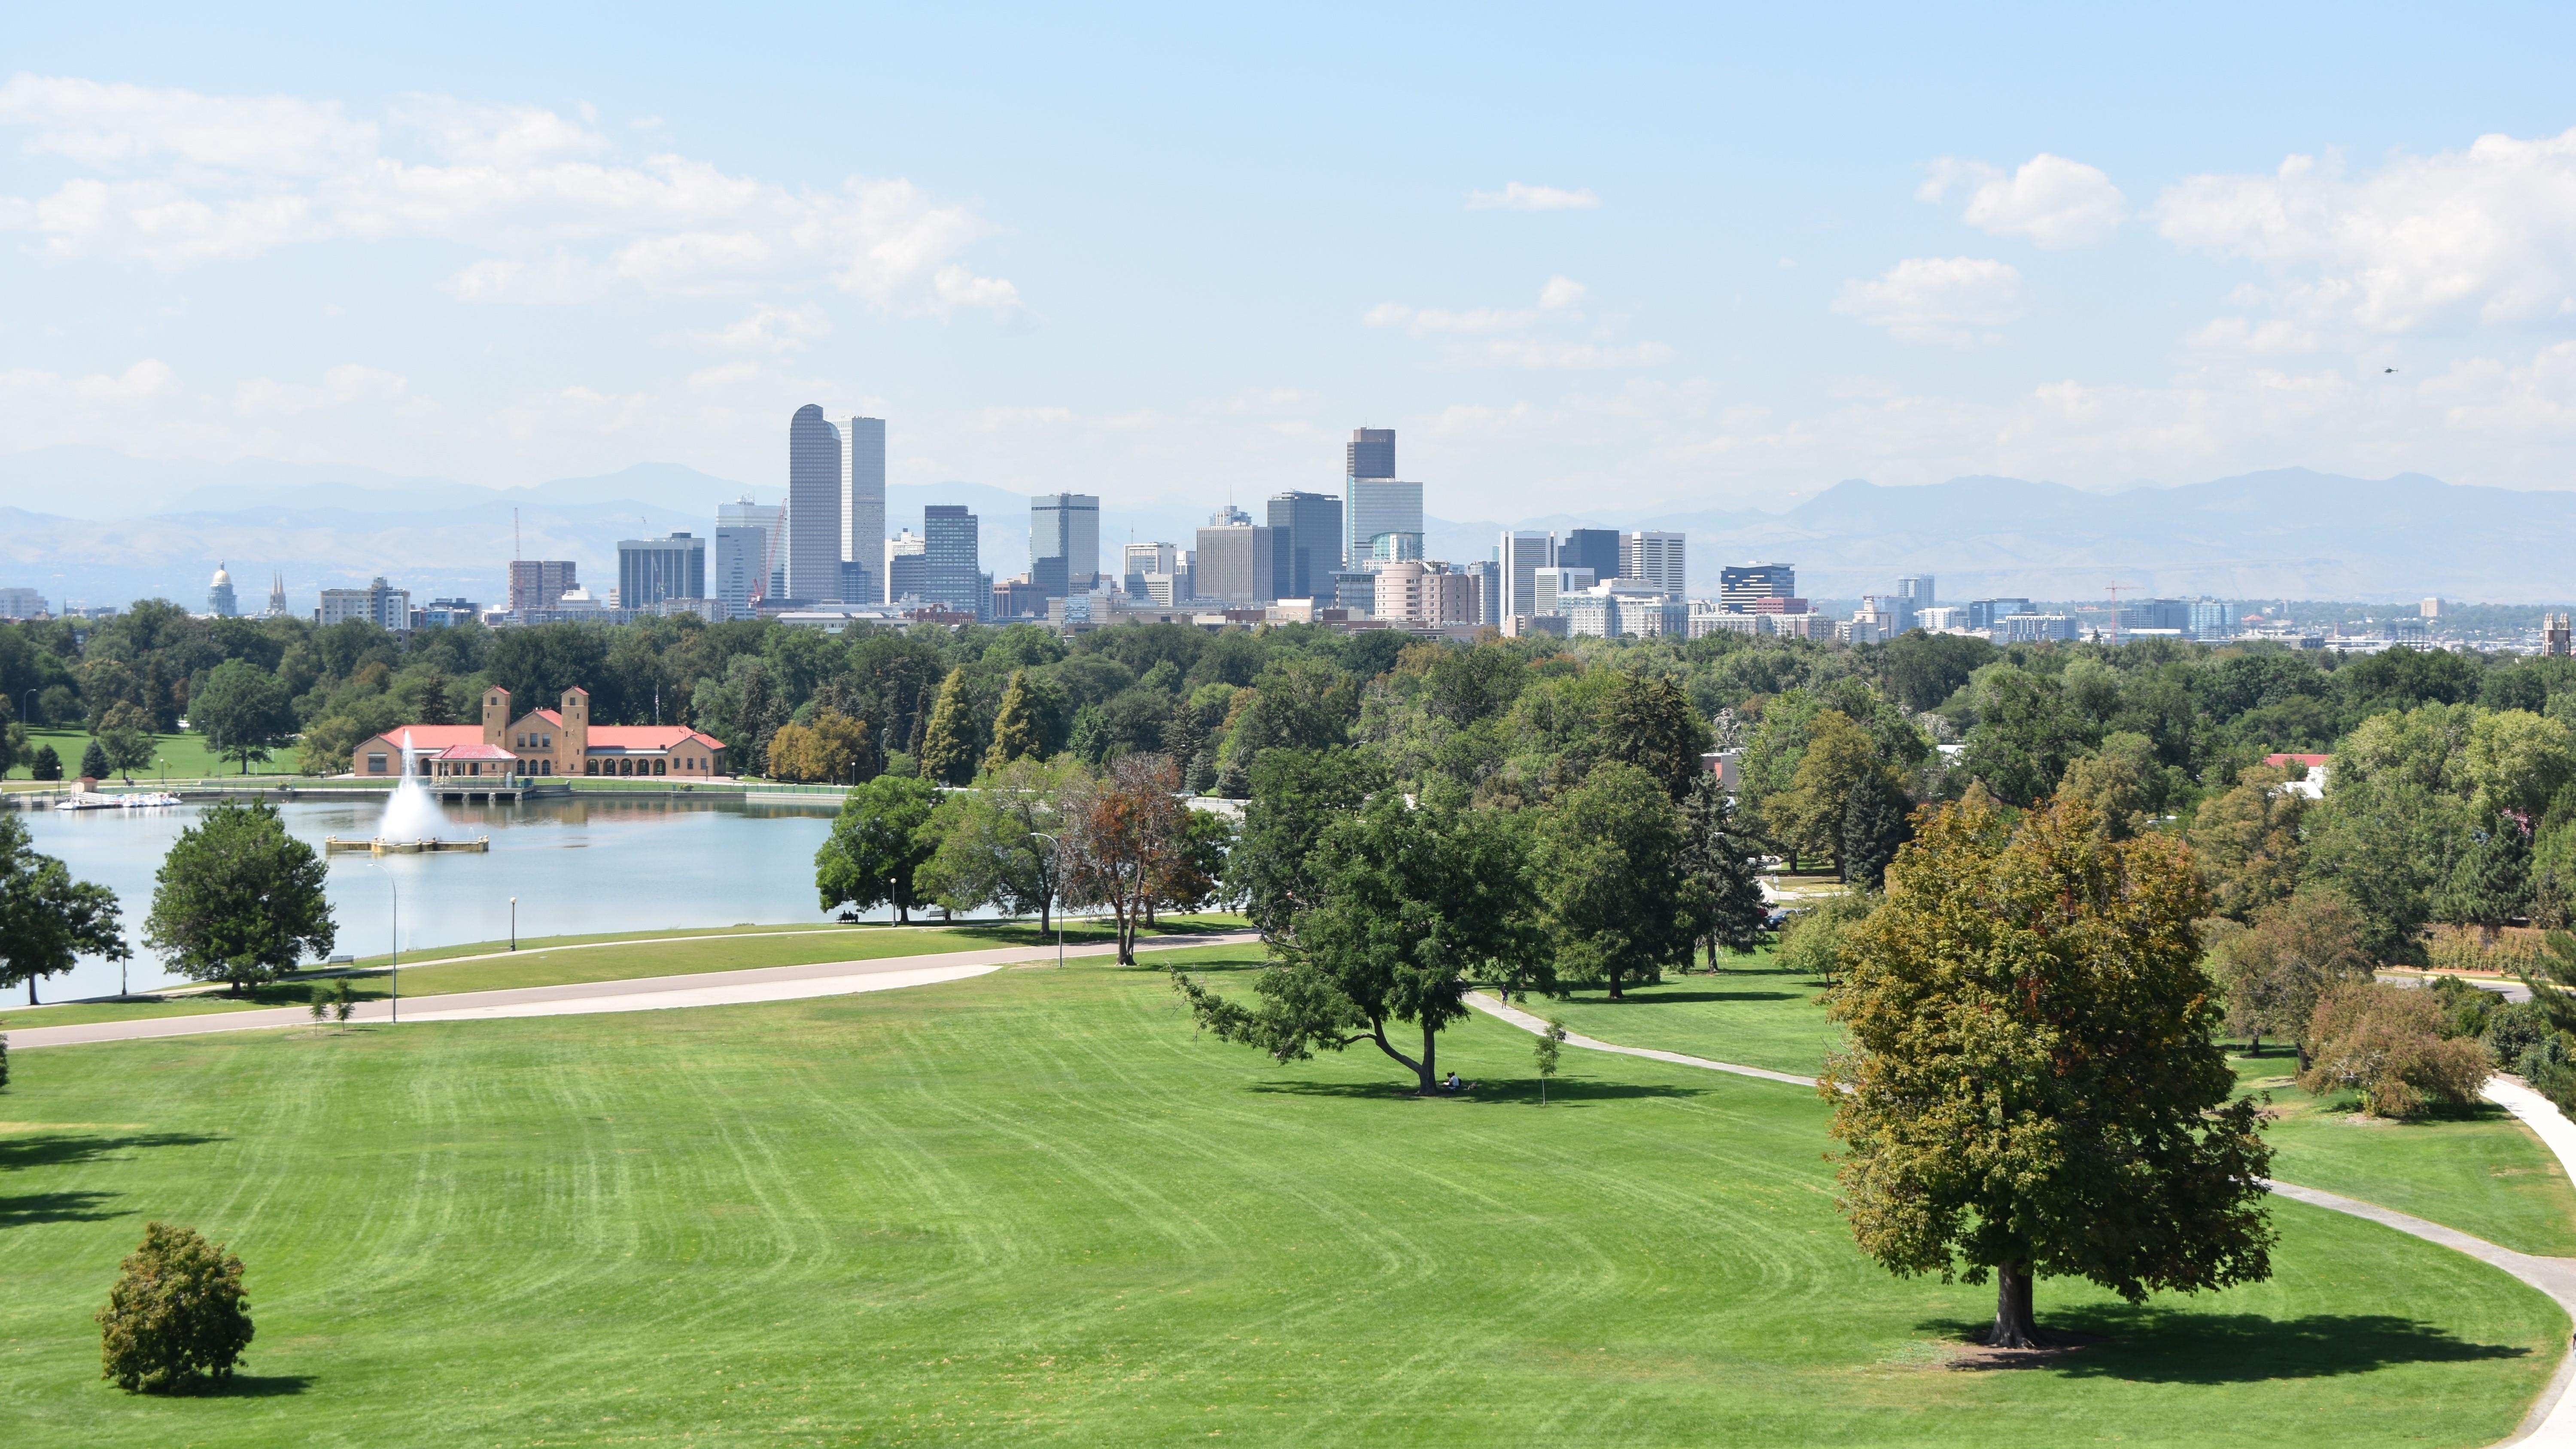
[365,857,399,1023]
[510,896,518,952]
[1029,831,1065,970]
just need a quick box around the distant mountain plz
[2,453,2569,611]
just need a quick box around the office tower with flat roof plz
[318,577,411,632]
[1623,531,1687,598]
[885,529,927,601]
[1123,541,1179,598]
[1465,559,1501,626]
[1894,574,1934,632]
[1347,427,1395,481]
[1030,492,1100,600]
[1195,519,1275,604]
[1499,530,1557,620]
[1343,427,1422,568]
[786,405,844,601]
[843,416,885,601]
[508,559,579,613]
[618,533,707,609]
[717,498,784,601]
[922,505,985,617]
[1559,529,1621,585]
[1718,562,1797,612]
[714,527,766,618]
[1266,490,1343,601]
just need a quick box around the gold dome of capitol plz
[210,562,231,587]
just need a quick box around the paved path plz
[9,932,1256,1051]
[1465,990,2576,1446]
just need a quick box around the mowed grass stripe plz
[0,947,2562,1446]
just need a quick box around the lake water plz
[12,794,854,1003]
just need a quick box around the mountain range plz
[0,447,2564,612]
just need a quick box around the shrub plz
[2429,974,2499,1039]
[2487,999,2557,1066]
[1774,890,1876,985]
[2299,982,2493,1118]
[97,1221,253,1393]
[2520,1034,2576,1116]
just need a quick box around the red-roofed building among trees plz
[349,686,725,781]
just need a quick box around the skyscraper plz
[885,530,928,601]
[1030,492,1101,599]
[1559,529,1621,584]
[1343,427,1422,567]
[1499,531,1557,620]
[786,405,843,602]
[1719,562,1797,611]
[1895,574,1934,632]
[1266,490,1343,602]
[714,527,766,617]
[923,505,985,617]
[1623,531,1687,598]
[1195,518,1274,604]
[509,559,579,613]
[717,498,784,602]
[843,416,886,603]
[617,533,707,609]
[1347,427,1396,480]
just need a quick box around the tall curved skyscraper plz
[787,404,843,602]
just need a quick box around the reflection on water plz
[12,792,852,1002]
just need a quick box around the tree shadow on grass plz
[0,1190,121,1227]
[1563,989,1804,1005]
[0,1132,222,1173]
[203,1373,316,1398]
[1917,1308,2532,1382]
[1246,1078,1708,1106]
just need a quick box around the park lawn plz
[0,916,1244,1029]
[2235,1051,2576,1258]
[0,945,2565,1448]
[6,726,254,781]
[1533,947,1845,1077]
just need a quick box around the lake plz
[12,793,854,1002]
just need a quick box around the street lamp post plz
[510,896,518,952]
[1029,831,1065,970]
[366,857,399,1023]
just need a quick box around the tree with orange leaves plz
[1063,753,1192,963]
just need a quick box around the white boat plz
[52,791,185,811]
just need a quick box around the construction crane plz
[2104,583,2136,647]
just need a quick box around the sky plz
[6,2,2576,522]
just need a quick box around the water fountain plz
[326,731,490,855]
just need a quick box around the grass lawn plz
[6,726,262,782]
[0,945,2566,1446]
[2236,1051,2576,1258]
[0,916,1243,1029]
[1532,946,1846,1077]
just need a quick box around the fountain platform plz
[325,836,491,855]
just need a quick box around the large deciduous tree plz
[1539,760,1708,999]
[916,754,1079,929]
[0,814,128,1005]
[2206,885,2377,1065]
[1823,791,2273,1350]
[815,775,942,923]
[766,707,872,784]
[1061,753,1192,963]
[1230,745,1387,940]
[190,660,295,775]
[1176,792,1546,1093]
[144,801,334,993]
[97,701,158,783]
[1595,671,1711,802]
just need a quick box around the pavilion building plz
[348,686,725,780]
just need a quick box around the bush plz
[2520,1034,2576,1116]
[97,1221,254,1393]
[2429,974,2500,1039]
[2487,999,2557,1066]
[2299,982,2494,1118]
[1774,890,1876,985]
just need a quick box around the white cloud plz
[1833,257,2028,344]
[0,74,1019,317]
[2187,317,2319,354]
[1539,275,1586,310]
[2156,130,2576,332]
[1467,182,1601,212]
[1366,275,1664,369]
[1941,153,2127,249]
[234,364,411,417]
[700,303,833,353]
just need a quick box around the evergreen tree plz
[79,739,109,781]
[1839,770,1914,890]
[1682,774,1767,966]
[1597,672,1711,802]
[984,669,1045,773]
[918,670,978,786]
[30,744,63,781]
[2436,814,2532,941]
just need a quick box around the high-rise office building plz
[714,527,766,618]
[318,577,411,632]
[1030,493,1101,599]
[1123,542,1179,598]
[618,533,707,609]
[1560,529,1621,586]
[1965,598,2033,629]
[1343,427,1421,568]
[1347,427,1395,482]
[1499,531,1557,620]
[509,559,578,613]
[922,505,985,617]
[1897,574,1934,615]
[885,530,927,601]
[786,405,844,601]
[717,499,784,602]
[1623,532,1687,598]
[1719,562,1797,612]
[1195,519,1275,604]
[843,416,885,601]
[1464,559,1501,627]
[1266,490,1343,602]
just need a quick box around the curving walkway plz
[1464,991,2576,1448]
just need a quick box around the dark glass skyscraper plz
[923,505,985,617]
[1559,529,1622,584]
[786,405,844,602]
[1347,427,1395,481]
[1266,490,1343,601]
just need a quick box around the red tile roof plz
[2264,753,2330,768]
[587,726,724,751]
[437,743,518,759]
[363,726,486,750]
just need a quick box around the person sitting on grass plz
[1445,1071,1463,1092]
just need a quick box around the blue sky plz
[6,2,2576,522]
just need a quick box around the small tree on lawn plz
[1176,791,1548,1094]
[815,774,942,923]
[79,739,109,782]
[99,1221,254,1394]
[1062,753,1193,963]
[96,702,157,783]
[144,800,335,995]
[1823,790,2273,1349]
[192,660,295,775]
[1535,1017,1565,1104]
[0,814,128,1006]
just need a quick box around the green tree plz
[97,1221,254,1394]
[1230,745,1387,940]
[2189,770,2306,921]
[1176,792,1546,1093]
[1768,710,1898,882]
[79,738,109,782]
[918,670,979,786]
[1838,769,1914,892]
[1958,669,2093,806]
[2305,776,2470,965]
[1535,1017,1565,1104]
[143,801,335,993]
[815,774,943,923]
[2465,709,2576,820]
[1823,792,2273,1349]
[191,659,295,775]
[983,668,1046,773]
[1682,773,1767,966]
[2207,886,2377,1065]
[0,814,128,1006]
[916,755,1080,929]
[2053,732,2162,840]
[2436,815,2532,942]
[96,700,157,782]
[28,744,63,781]
[1540,760,1707,1000]
[1596,671,1711,801]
